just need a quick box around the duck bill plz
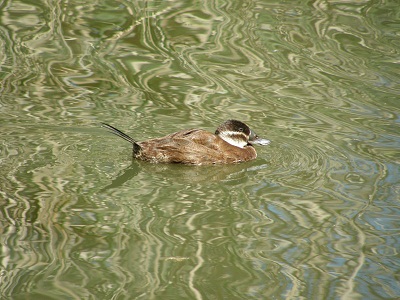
[250,137,271,146]
[248,129,270,146]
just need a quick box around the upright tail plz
[101,123,142,153]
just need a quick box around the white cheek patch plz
[219,132,248,148]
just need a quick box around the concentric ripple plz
[1,0,400,299]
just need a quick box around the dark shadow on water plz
[100,158,270,192]
[99,160,141,192]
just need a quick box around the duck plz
[101,120,270,165]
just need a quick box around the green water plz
[1,0,399,299]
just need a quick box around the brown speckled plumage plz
[102,120,270,165]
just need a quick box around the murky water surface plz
[1,0,399,299]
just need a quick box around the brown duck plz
[102,120,270,165]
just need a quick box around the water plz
[1,0,399,299]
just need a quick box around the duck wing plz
[137,129,222,164]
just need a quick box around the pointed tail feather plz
[101,123,142,155]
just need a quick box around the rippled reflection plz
[1,0,399,299]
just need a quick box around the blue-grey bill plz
[251,138,271,146]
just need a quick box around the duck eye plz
[239,128,243,132]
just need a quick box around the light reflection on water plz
[1,0,399,299]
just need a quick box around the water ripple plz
[1,0,400,299]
